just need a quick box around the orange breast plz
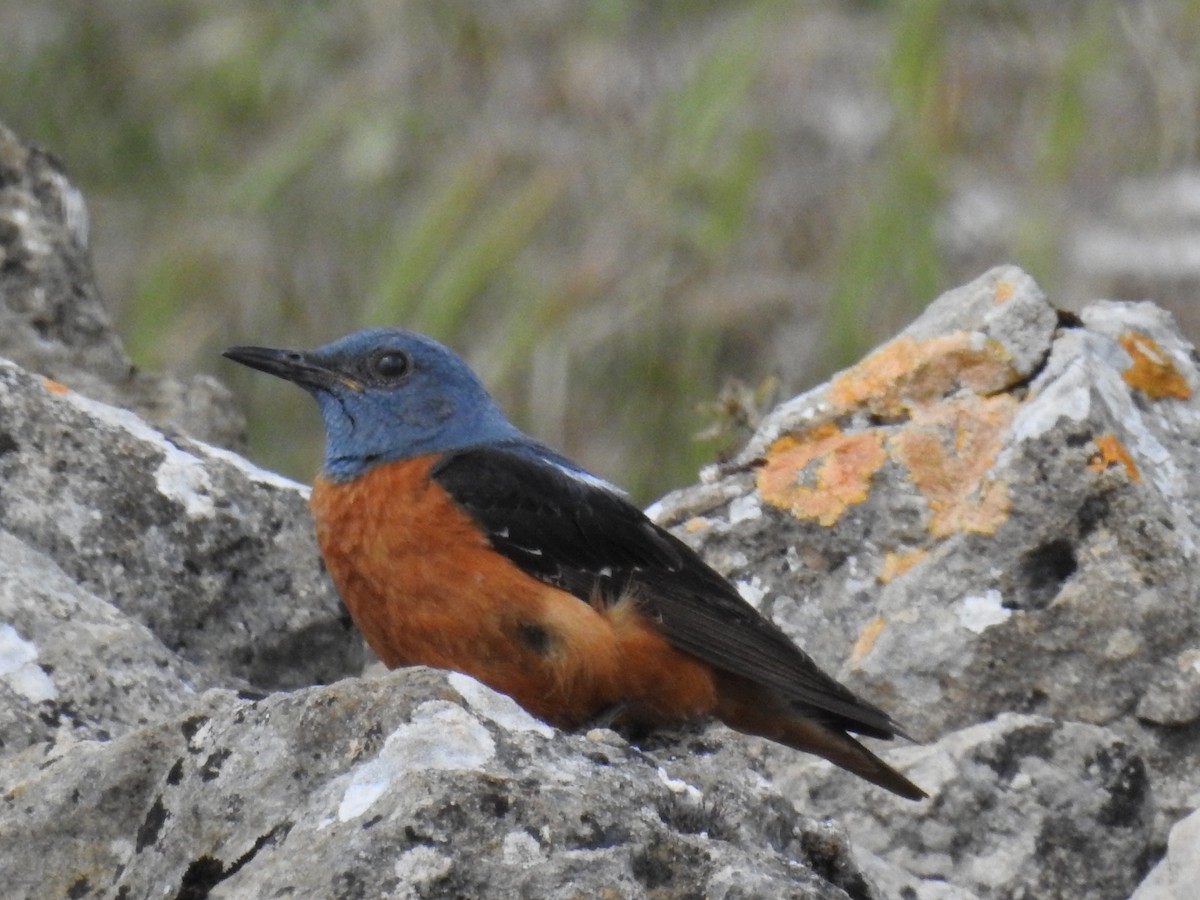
[310,456,717,728]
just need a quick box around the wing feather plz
[430,443,901,740]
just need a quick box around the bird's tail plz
[714,678,927,801]
[770,713,928,801]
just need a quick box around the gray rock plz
[0,121,871,899]
[1131,806,1200,900]
[1,670,864,900]
[1136,648,1200,728]
[0,121,244,449]
[2,120,1198,898]
[0,531,211,753]
[0,359,363,690]
[652,264,1200,897]
[783,714,1154,900]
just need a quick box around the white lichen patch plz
[154,454,216,519]
[336,760,392,822]
[336,701,495,822]
[447,672,554,737]
[60,390,218,516]
[62,388,171,446]
[723,551,749,571]
[1011,380,1092,444]
[957,590,1011,634]
[388,701,496,772]
[501,830,543,867]
[727,493,762,524]
[60,387,309,508]
[642,499,666,520]
[1103,628,1142,661]
[0,623,57,701]
[197,441,310,495]
[657,766,703,802]
[5,206,51,257]
[965,832,1038,887]
[393,845,454,893]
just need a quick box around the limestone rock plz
[1131,806,1200,900]
[2,670,863,900]
[785,713,1154,900]
[0,531,210,753]
[0,121,243,449]
[0,359,363,690]
[652,265,1200,897]
[2,120,1197,898]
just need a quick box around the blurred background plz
[2,0,1199,503]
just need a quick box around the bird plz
[223,328,926,800]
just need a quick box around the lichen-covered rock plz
[652,265,1200,897]
[0,531,211,752]
[785,713,1154,900]
[2,120,1197,898]
[0,359,363,690]
[1,669,863,900]
[0,121,243,449]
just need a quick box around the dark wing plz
[430,443,901,740]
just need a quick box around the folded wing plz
[430,443,904,742]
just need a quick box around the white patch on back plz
[545,458,624,495]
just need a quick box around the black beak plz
[222,345,360,392]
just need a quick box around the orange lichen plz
[993,280,1014,304]
[828,332,1017,419]
[1118,331,1191,400]
[848,614,887,668]
[756,423,888,526]
[888,394,1015,538]
[684,517,710,533]
[1088,433,1141,481]
[41,377,69,395]
[878,547,928,584]
[764,326,1028,540]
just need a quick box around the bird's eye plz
[373,351,411,380]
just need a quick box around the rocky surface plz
[3,125,1199,898]
[5,670,878,899]
[650,265,1200,899]
[1132,806,1200,900]
[0,121,244,450]
[0,354,363,697]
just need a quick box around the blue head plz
[224,328,524,480]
